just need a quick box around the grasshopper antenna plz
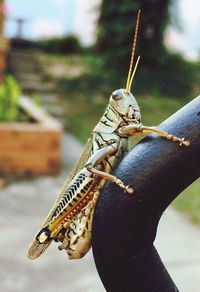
[126,9,141,93]
[128,55,140,92]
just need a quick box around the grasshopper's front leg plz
[85,142,133,194]
[118,124,190,147]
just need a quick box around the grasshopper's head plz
[109,88,141,124]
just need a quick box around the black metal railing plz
[93,96,200,292]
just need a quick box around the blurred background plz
[0,0,200,291]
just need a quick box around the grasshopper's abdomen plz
[36,169,95,244]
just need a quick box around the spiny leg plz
[140,126,190,146]
[73,190,99,239]
[86,164,133,194]
[59,191,100,259]
[58,218,83,252]
[57,223,71,251]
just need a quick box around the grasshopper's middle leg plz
[85,142,133,194]
[119,125,190,146]
[87,165,133,194]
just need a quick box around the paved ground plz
[155,208,200,292]
[0,133,200,292]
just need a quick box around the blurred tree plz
[97,0,171,65]
[96,0,194,98]
[97,0,171,82]
[39,34,82,55]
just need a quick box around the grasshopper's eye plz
[112,93,122,100]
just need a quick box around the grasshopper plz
[27,10,189,260]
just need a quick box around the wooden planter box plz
[0,96,63,175]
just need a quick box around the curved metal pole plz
[92,96,200,292]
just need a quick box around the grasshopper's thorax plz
[93,88,142,135]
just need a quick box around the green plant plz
[0,75,21,122]
[33,94,42,107]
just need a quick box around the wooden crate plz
[0,96,63,175]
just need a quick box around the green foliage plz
[173,179,200,224]
[38,34,82,55]
[33,94,42,107]
[0,76,21,122]
[96,0,171,78]
[134,51,195,98]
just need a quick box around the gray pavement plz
[0,133,199,292]
[155,208,200,292]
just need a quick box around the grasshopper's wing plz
[27,137,93,259]
[43,137,93,226]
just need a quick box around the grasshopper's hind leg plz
[58,191,99,259]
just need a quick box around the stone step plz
[9,49,37,59]
[39,93,60,104]
[44,104,65,118]
[9,60,41,73]
[8,50,44,76]
[9,56,36,63]
[19,80,55,92]
[8,48,63,120]
[15,73,44,83]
